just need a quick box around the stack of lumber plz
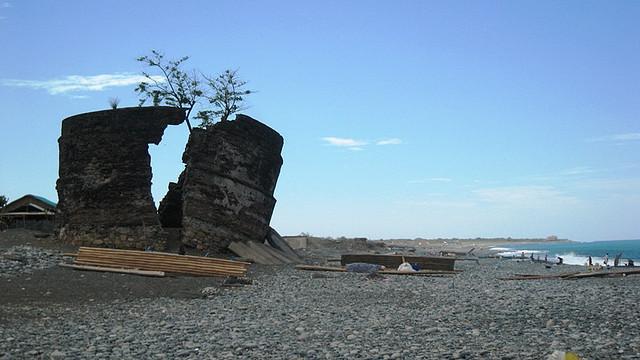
[341,254,456,271]
[228,239,301,265]
[296,264,460,276]
[68,247,250,277]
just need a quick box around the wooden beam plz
[58,263,165,277]
[340,254,456,271]
[295,264,459,276]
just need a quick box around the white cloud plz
[561,166,597,176]
[1,73,164,95]
[376,138,402,145]
[575,178,640,193]
[321,137,367,148]
[612,133,640,141]
[588,133,640,142]
[401,199,476,209]
[473,185,576,206]
[408,177,452,184]
[1,2,10,8]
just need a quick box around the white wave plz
[496,249,546,258]
[551,252,634,266]
[495,249,636,266]
[553,253,590,266]
[489,247,512,251]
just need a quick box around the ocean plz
[490,239,640,266]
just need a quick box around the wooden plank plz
[295,265,346,272]
[74,247,248,277]
[340,254,456,271]
[500,272,585,280]
[266,227,303,262]
[74,258,245,276]
[77,250,249,272]
[74,261,243,276]
[295,264,459,276]
[76,254,245,271]
[58,263,165,277]
[73,260,245,277]
[75,261,246,277]
[76,251,246,271]
[79,247,250,267]
[74,258,245,275]
[564,268,640,279]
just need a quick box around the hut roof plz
[0,194,57,216]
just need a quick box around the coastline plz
[3,229,640,358]
[378,237,573,255]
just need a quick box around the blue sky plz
[1,1,638,241]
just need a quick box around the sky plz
[0,1,639,241]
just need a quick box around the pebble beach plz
[2,236,640,360]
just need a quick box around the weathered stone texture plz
[56,107,184,249]
[157,174,184,228]
[159,114,283,252]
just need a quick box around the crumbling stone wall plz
[56,107,184,249]
[159,114,283,252]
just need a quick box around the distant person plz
[603,253,609,267]
[530,253,534,261]
[588,256,593,267]
[544,254,548,263]
[557,256,563,265]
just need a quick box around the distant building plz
[0,194,56,231]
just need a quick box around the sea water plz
[490,239,640,266]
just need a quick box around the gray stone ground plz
[2,254,640,359]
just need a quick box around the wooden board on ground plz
[564,268,640,279]
[499,268,640,280]
[266,227,303,262]
[72,247,249,277]
[296,264,459,276]
[340,254,456,271]
[499,272,580,280]
[59,263,165,277]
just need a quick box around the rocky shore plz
[1,231,640,359]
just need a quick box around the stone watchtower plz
[158,114,284,252]
[56,107,184,249]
